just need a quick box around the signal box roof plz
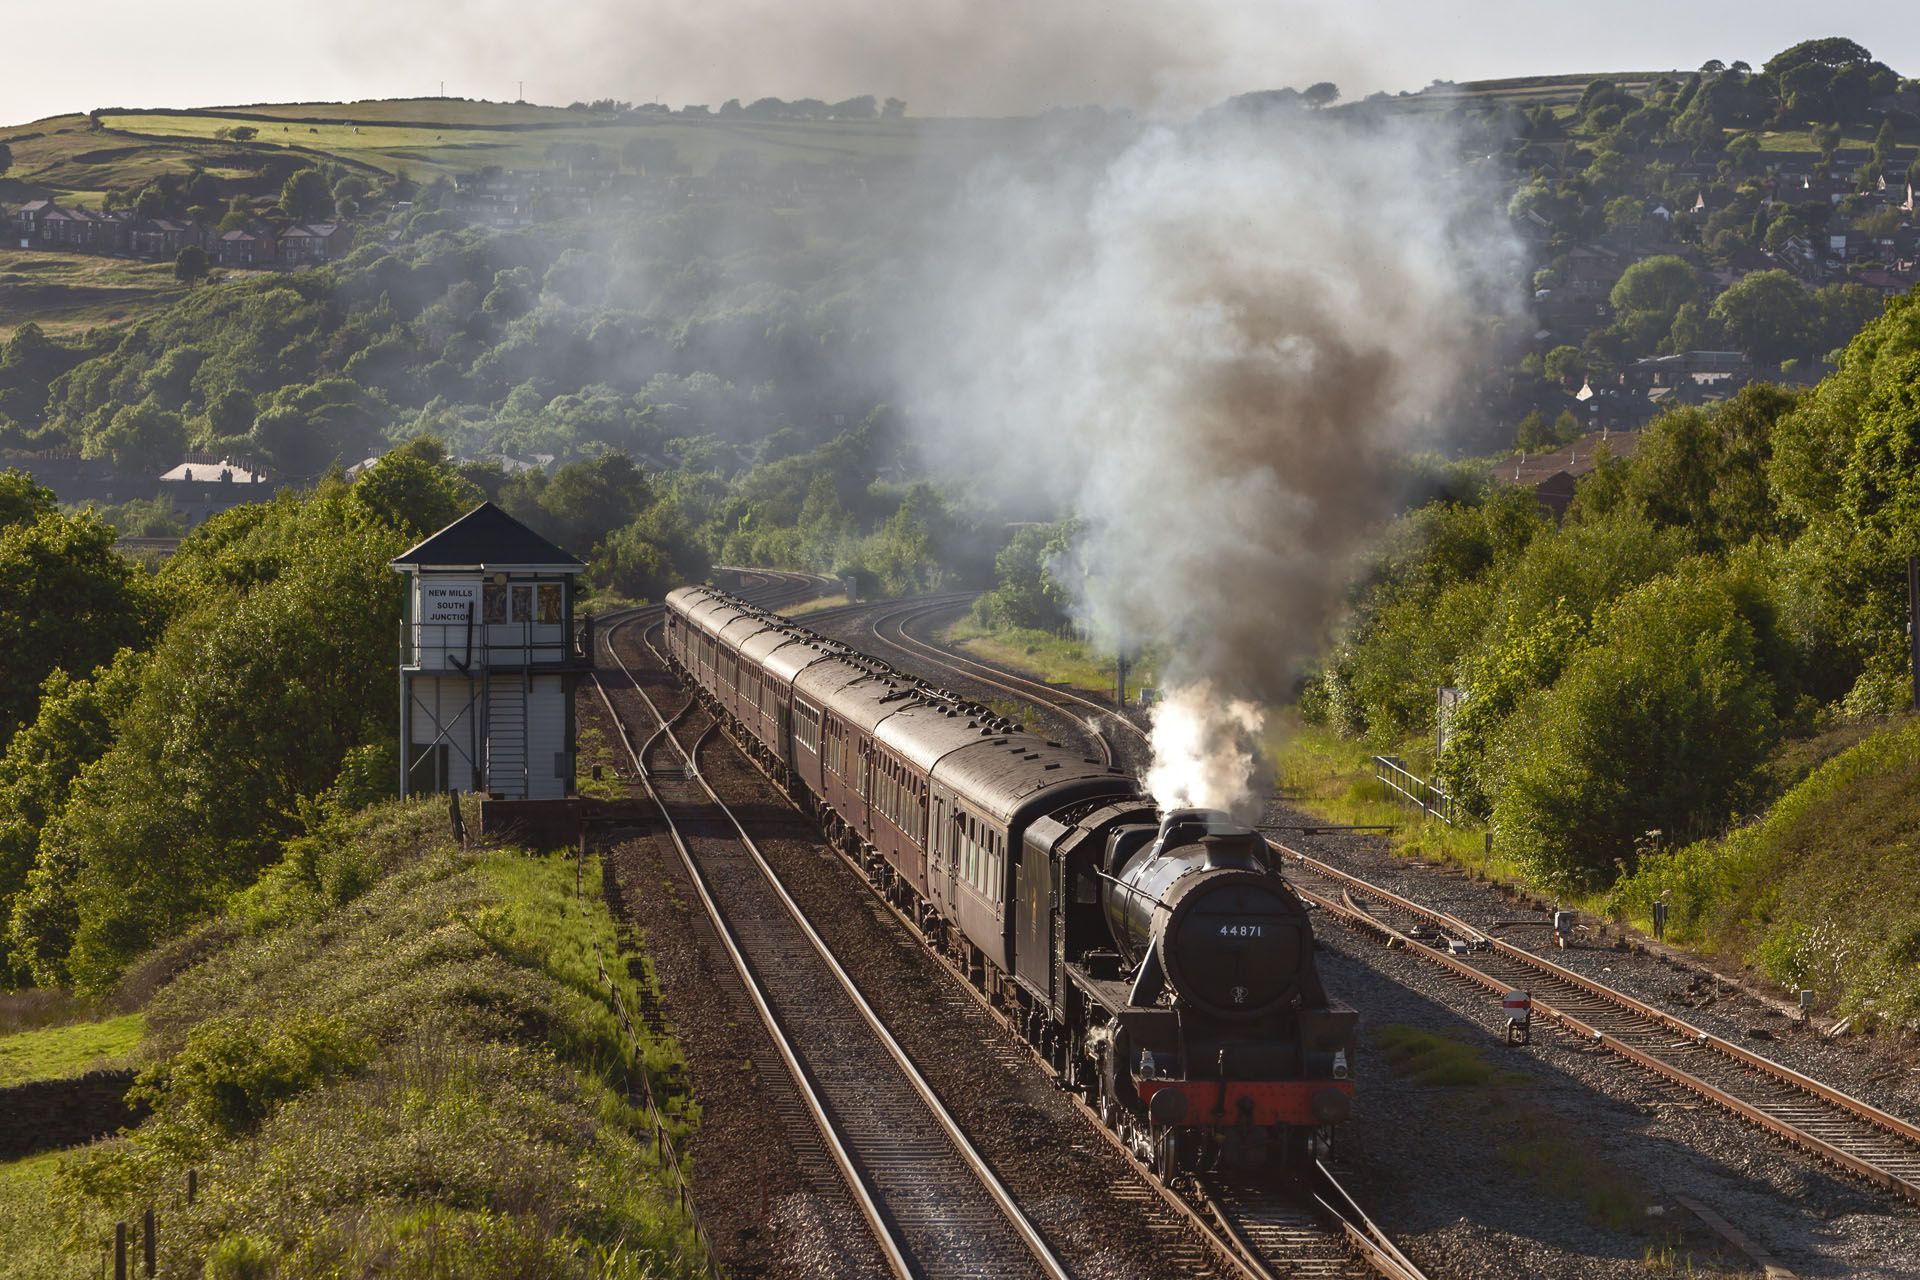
[389,501,585,572]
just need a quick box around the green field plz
[94,104,951,182]
[0,100,978,208]
[0,247,187,338]
[0,1012,142,1086]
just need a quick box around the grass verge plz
[1266,714,1526,881]
[0,1011,143,1086]
[17,798,700,1279]
[942,615,1161,700]
[1609,715,1920,1024]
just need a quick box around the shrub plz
[1490,565,1778,889]
[134,1013,372,1138]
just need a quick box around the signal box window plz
[537,583,563,624]
[484,584,507,624]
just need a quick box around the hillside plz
[0,799,701,1278]
[1610,715,1920,1020]
[0,98,980,201]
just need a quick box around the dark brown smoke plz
[893,108,1519,814]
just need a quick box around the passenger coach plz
[662,584,1357,1174]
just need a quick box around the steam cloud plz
[895,107,1518,819]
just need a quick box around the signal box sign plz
[421,582,480,624]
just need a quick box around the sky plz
[3,1,1917,127]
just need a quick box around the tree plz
[1544,345,1586,386]
[980,521,1078,631]
[349,441,481,538]
[1609,254,1698,322]
[1514,409,1551,452]
[85,400,188,474]
[1492,567,1778,888]
[1709,269,1812,364]
[0,507,154,740]
[1872,118,1899,167]
[1603,195,1645,237]
[1302,82,1341,108]
[174,245,209,285]
[13,484,408,987]
[0,468,56,530]
[0,142,11,179]
[279,168,334,221]
[882,98,906,119]
[0,654,140,982]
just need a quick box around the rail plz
[1274,841,1920,1204]
[1369,755,1456,827]
[859,596,1126,768]
[593,608,1069,1280]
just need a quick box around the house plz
[1854,267,1916,299]
[9,199,54,245]
[157,456,273,523]
[391,502,587,803]
[213,224,276,267]
[278,222,350,264]
[1494,429,1643,519]
[128,218,199,258]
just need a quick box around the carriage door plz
[931,793,950,912]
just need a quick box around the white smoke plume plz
[894,105,1519,820]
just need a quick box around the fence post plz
[186,1169,197,1205]
[113,1224,126,1280]
[142,1207,155,1277]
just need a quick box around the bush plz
[1491,566,1778,888]
[133,1013,372,1138]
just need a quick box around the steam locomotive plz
[663,586,1356,1172]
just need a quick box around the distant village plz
[6,71,1920,533]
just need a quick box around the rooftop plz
[389,501,584,571]
[1496,430,1641,488]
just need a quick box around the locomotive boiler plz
[662,586,1357,1175]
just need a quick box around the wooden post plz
[186,1169,197,1205]
[142,1207,155,1277]
[113,1224,126,1280]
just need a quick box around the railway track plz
[1276,848,1920,1206]
[821,595,1129,769]
[593,608,1069,1280]
[634,588,1424,1280]
[831,593,1920,1211]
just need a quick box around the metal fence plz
[1372,755,1458,826]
